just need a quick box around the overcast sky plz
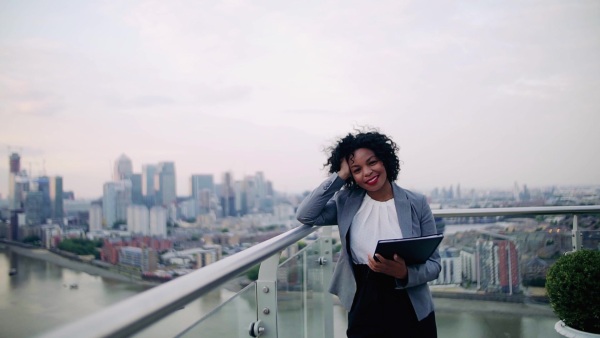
[1,0,599,199]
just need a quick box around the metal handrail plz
[40,205,600,338]
[42,224,317,338]
[432,205,600,218]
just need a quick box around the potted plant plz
[546,249,600,337]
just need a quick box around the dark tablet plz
[374,233,444,265]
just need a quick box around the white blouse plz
[350,194,403,264]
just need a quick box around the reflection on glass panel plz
[581,230,600,250]
[177,283,257,338]
[277,239,328,338]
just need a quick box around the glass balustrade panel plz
[277,239,328,338]
[581,230,600,250]
[176,283,257,338]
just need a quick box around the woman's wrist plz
[338,171,350,180]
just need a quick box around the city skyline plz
[1,1,599,198]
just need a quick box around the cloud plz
[0,76,65,117]
[105,95,176,109]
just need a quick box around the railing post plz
[254,253,280,337]
[319,227,334,338]
[571,215,582,251]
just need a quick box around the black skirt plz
[347,264,437,338]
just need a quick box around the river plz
[0,239,562,338]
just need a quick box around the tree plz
[22,235,41,246]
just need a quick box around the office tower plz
[155,162,176,206]
[130,174,143,205]
[220,171,235,217]
[114,154,133,181]
[190,174,215,198]
[33,176,52,223]
[8,153,20,210]
[24,191,44,225]
[142,164,157,205]
[127,204,150,235]
[50,176,64,225]
[89,202,103,231]
[191,174,215,214]
[103,180,132,228]
[149,206,167,237]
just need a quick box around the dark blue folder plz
[374,233,444,265]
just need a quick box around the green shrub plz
[546,250,600,333]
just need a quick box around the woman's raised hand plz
[338,157,351,180]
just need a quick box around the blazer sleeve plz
[296,173,346,226]
[396,194,442,288]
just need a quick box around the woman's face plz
[348,148,391,199]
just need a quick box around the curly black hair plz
[324,128,400,189]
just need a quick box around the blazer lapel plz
[339,189,365,241]
[393,184,413,238]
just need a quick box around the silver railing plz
[41,206,600,338]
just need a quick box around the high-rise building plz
[190,174,214,199]
[149,206,167,237]
[130,173,143,205]
[8,153,21,210]
[142,164,157,206]
[127,204,149,235]
[24,191,44,225]
[155,162,176,206]
[50,176,64,225]
[89,202,103,231]
[114,154,133,181]
[32,176,52,223]
[497,241,520,294]
[220,171,235,217]
[103,180,132,228]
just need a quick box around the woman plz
[296,129,441,337]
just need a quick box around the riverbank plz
[1,241,151,285]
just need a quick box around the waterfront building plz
[497,240,520,294]
[460,248,477,286]
[432,247,462,285]
[114,154,133,181]
[119,246,158,272]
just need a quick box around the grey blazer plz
[296,173,441,321]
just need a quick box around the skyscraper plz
[142,164,157,205]
[155,162,176,206]
[190,174,214,199]
[114,154,133,181]
[103,180,132,228]
[220,171,235,217]
[191,174,214,214]
[50,176,64,225]
[89,202,103,231]
[8,153,20,210]
[130,173,143,205]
